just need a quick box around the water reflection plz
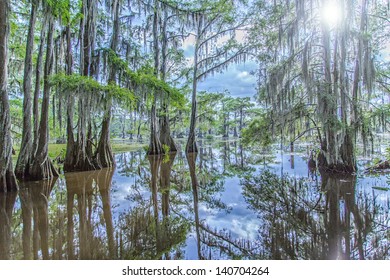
[18,178,57,260]
[186,152,202,259]
[242,170,389,259]
[1,141,389,259]
[65,169,116,259]
[0,191,17,259]
[118,153,188,260]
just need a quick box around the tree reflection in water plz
[0,191,17,259]
[242,170,389,259]
[117,152,189,260]
[1,141,389,259]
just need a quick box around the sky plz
[178,0,390,102]
[182,32,258,100]
[198,61,258,99]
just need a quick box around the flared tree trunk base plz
[186,133,198,154]
[318,133,356,174]
[95,143,115,169]
[318,162,356,174]
[160,134,177,153]
[29,157,59,181]
[318,151,356,174]
[147,133,163,155]
[64,142,97,173]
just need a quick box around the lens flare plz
[321,1,342,28]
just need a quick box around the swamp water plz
[0,140,389,260]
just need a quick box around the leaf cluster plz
[49,73,136,107]
[106,49,185,108]
[241,112,273,147]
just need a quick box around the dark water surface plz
[1,140,389,260]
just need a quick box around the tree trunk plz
[147,1,163,155]
[186,16,203,154]
[223,111,229,138]
[0,0,17,192]
[29,13,59,180]
[63,22,77,172]
[15,0,38,179]
[96,0,119,168]
[239,108,243,136]
[317,4,355,173]
[65,0,97,172]
[159,8,177,152]
[159,101,177,152]
[233,111,238,137]
[32,12,48,156]
[186,45,199,153]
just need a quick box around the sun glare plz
[321,1,342,28]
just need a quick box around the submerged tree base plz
[29,158,59,181]
[318,164,356,174]
[317,153,356,174]
[96,142,115,169]
[147,133,163,156]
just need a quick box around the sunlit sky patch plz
[321,0,343,28]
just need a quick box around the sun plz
[321,1,343,28]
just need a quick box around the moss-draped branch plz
[49,73,136,108]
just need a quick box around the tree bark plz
[15,0,38,179]
[32,12,48,156]
[317,2,356,173]
[65,0,97,172]
[159,7,177,152]
[0,0,18,191]
[186,19,201,153]
[96,0,119,168]
[63,23,76,172]
[147,1,163,155]
[29,12,59,180]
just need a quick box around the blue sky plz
[198,61,258,99]
[182,33,258,100]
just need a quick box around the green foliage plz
[242,113,273,147]
[105,49,185,108]
[46,0,71,21]
[385,147,390,161]
[50,73,136,107]
[162,144,170,155]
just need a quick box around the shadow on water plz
[1,140,389,259]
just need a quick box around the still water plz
[1,140,389,260]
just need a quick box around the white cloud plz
[198,62,258,98]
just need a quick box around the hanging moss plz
[50,73,136,106]
[104,49,185,108]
